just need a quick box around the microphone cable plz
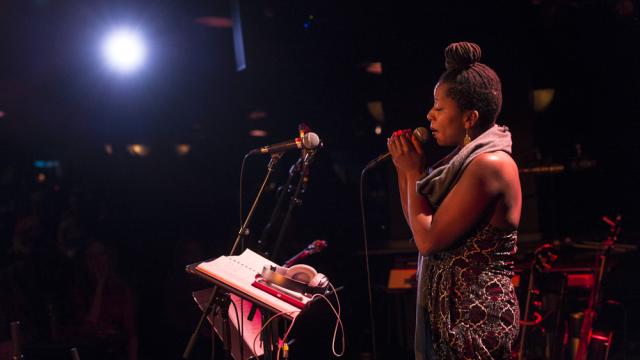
[239,152,250,230]
[237,152,252,360]
[359,166,378,360]
[357,131,424,359]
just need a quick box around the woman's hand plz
[387,130,425,176]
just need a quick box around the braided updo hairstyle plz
[439,42,502,127]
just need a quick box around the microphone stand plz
[246,155,304,323]
[271,149,316,261]
[182,152,284,360]
[365,152,390,169]
[257,156,303,254]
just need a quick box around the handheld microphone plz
[249,132,321,155]
[365,127,429,168]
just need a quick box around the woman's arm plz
[396,170,411,226]
[389,130,513,255]
[409,153,511,255]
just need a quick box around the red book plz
[251,278,307,309]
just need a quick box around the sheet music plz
[195,248,303,316]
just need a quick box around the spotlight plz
[367,101,385,122]
[127,144,150,157]
[365,62,383,75]
[176,144,191,156]
[102,28,147,74]
[249,129,268,137]
[532,88,555,112]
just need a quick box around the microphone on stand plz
[249,132,321,155]
[284,240,328,268]
[365,127,430,168]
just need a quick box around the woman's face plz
[426,82,467,146]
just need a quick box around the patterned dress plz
[422,223,520,359]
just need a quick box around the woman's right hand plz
[387,130,425,176]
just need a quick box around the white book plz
[195,248,304,318]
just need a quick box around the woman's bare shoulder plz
[465,151,519,185]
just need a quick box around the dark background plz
[1,0,639,359]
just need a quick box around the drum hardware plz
[517,244,559,360]
[575,215,622,360]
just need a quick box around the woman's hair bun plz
[444,42,482,70]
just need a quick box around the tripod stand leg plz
[183,286,219,359]
[261,311,275,360]
[218,293,233,360]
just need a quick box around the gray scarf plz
[416,124,513,209]
[414,124,512,360]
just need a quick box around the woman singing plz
[388,42,521,359]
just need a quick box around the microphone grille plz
[413,127,429,143]
[302,132,321,149]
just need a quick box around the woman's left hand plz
[387,130,425,175]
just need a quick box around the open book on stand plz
[194,248,309,318]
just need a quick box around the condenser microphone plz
[249,132,321,155]
[365,127,429,168]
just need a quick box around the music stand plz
[191,287,263,360]
[186,262,298,360]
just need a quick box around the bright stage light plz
[127,144,150,157]
[102,28,147,74]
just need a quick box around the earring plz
[463,130,471,146]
